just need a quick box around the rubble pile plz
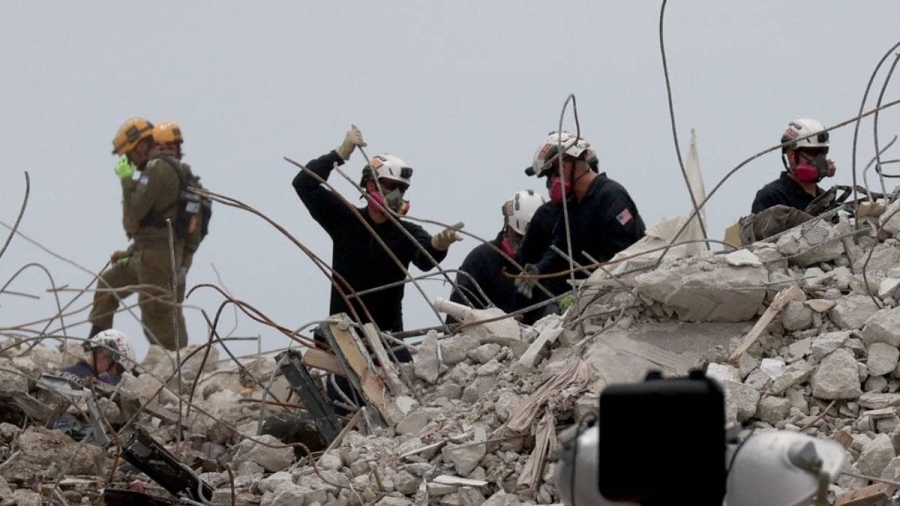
[6,214,900,503]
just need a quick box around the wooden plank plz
[834,483,898,506]
[362,323,406,395]
[603,333,697,376]
[728,285,804,363]
[324,315,391,424]
[301,348,345,377]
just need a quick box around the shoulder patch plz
[616,208,633,226]
[138,173,150,186]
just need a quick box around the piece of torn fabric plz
[517,408,558,491]
[495,359,593,438]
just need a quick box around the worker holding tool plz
[751,118,836,214]
[292,125,463,350]
[87,117,195,350]
[515,131,645,300]
[445,189,545,323]
[58,329,138,385]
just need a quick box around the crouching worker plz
[59,329,138,386]
[446,189,545,323]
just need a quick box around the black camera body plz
[598,370,726,506]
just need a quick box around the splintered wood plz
[729,285,803,363]
[324,314,395,424]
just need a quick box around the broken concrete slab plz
[811,331,851,361]
[440,335,480,366]
[415,331,441,385]
[782,301,814,331]
[723,380,760,426]
[862,307,900,348]
[806,299,836,313]
[757,396,791,424]
[231,435,294,473]
[812,349,863,400]
[633,257,768,322]
[770,360,811,395]
[468,344,501,365]
[776,219,845,267]
[868,343,900,377]
[830,294,881,331]
[858,433,896,478]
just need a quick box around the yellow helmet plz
[153,121,183,145]
[111,117,154,155]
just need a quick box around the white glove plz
[431,222,464,251]
[335,124,367,161]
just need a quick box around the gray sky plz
[2,1,900,360]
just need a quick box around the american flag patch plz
[616,208,633,225]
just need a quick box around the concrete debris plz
[8,214,900,504]
[633,256,768,322]
[811,349,863,400]
[857,433,896,478]
[867,343,900,377]
[862,307,900,347]
[415,331,441,384]
[831,295,881,331]
[231,434,295,472]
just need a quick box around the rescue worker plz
[58,329,137,385]
[515,131,646,299]
[446,189,545,323]
[751,118,836,214]
[520,152,599,291]
[109,121,202,307]
[87,117,190,350]
[292,125,463,348]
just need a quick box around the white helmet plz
[361,154,413,188]
[85,329,137,373]
[503,190,546,235]
[531,131,593,177]
[781,119,830,152]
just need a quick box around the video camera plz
[557,369,846,506]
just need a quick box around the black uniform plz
[519,202,561,266]
[751,172,823,214]
[535,173,645,276]
[446,232,517,324]
[293,151,448,332]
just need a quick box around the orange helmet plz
[112,117,154,155]
[153,121,183,145]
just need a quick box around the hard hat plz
[84,329,137,373]
[152,121,183,145]
[531,131,593,177]
[112,117,154,155]
[781,118,830,152]
[725,430,846,506]
[503,189,546,235]
[361,154,413,188]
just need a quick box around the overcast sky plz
[2,1,900,360]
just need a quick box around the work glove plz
[110,250,132,266]
[114,157,136,180]
[177,266,188,286]
[431,222,465,251]
[514,264,540,299]
[335,124,367,161]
